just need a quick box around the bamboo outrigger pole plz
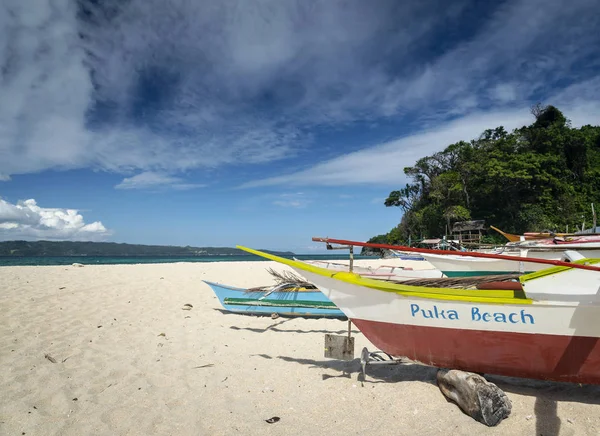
[312,237,600,273]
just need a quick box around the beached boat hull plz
[490,225,600,243]
[294,270,600,384]
[419,252,543,277]
[421,250,598,277]
[203,280,345,318]
[236,246,600,384]
[352,319,600,383]
[506,238,600,251]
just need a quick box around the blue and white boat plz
[203,280,345,318]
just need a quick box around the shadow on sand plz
[213,308,347,321]
[485,374,600,436]
[254,353,439,385]
[221,312,356,334]
[230,325,361,335]
[256,353,600,434]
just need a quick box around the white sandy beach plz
[1,259,600,436]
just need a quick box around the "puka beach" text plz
[410,303,535,324]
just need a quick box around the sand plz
[1,259,600,436]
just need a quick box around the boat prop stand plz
[322,240,408,375]
[360,347,405,381]
[322,241,356,360]
[324,240,354,348]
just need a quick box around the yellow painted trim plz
[237,246,533,305]
[489,225,521,242]
[520,258,600,282]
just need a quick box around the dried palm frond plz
[266,268,316,288]
[244,268,317,293]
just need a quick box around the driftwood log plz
[437,369,512,426]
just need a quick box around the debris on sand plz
[437,369,511,426]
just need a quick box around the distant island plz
[0,240,294,257]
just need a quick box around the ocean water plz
[0,254,378,267]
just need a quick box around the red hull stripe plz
[352,318,600,384]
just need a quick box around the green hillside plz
[369,105,600,248]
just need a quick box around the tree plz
[372,106,600,242]
[443,205,471,234]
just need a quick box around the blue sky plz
[1,0,599,253]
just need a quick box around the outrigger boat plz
[490,225,570,242]
[491,225,600,246]
[237,242,600,384]
[297,258,443,280]
[419,250,584,277]
[503,236,600,257]
[203,280,344,318]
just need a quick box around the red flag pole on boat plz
[311,237,600,273]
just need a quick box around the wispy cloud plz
[548,77,600,125]
[0,198,110,240]
[241,108,534,187]
[272,192,310,208]
[1,0,598,184]
[115,172,206,190]
[240,102,599,188]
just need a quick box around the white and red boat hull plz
[294,268,600,384]
[421,250,599,277]
[351,319,600,384]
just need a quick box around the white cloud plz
[548,77,600,127]
[0,198,110,240]
[490,84,518,103]
[241,105,599,188]
[115,172,206,190]
[242,108,534,187]
[272,192,310,208]
[0,0,302,179]
[273,200,304,208]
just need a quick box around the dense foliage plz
[0,241,293,257]
[370,106,600,247]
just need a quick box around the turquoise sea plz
[0,253,377,267]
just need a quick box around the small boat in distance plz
[491,225,600,243]
[490,225,566,242]
[504,235,600,254]
[203,280,345,318]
